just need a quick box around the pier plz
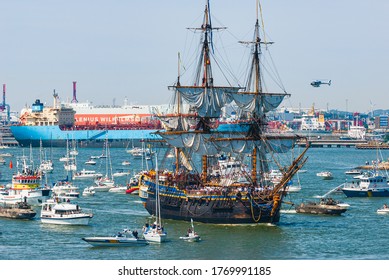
[297,139,367,148]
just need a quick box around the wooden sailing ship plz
[139,0,309,224]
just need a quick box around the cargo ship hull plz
[10,125,162,148]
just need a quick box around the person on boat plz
[384,204,388,209]
[132,230,138,239]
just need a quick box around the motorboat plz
[377,204,389,214]
[82,186,95,196]
[121,161,131,166]
[316,171,333,180]
[82,229,148,247]
[40,199,93,225]
[345,169,362,175]
[54,191,80,201]
[51,180,79,197]
[94,176,115,187]
[126,186,139,195]
[39,160,54,174]
[295,198,349,215]
[284,185,302,193]
[108,185,127,193]
[2,158,51,206]
[113,169,131,177]
[179,219,201,242]
[84,159,96,165]
[72,169,103,180]
[341,172,389,197]
[0,200,36,219]
[91,182,113,192]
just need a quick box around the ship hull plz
[10,125,162,148]
[142,178,281,224]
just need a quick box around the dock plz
[297,139,367,148]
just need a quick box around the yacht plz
[72,169,103,180]
[40,199,93,225]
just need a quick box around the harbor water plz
[1,146,389,260]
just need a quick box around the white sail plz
[177,86,241,118]
[229,92,288,114]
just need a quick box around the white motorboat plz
[121,161,131,166]
[377,204,389,214]
[316,171,333,180]
[51,180,79,196]
[179,219,201,242]
[73,169,103,180]
[113,169,131,177]
[54,191,80,201]
[82,229,148,247]
[82,186,95,196]
[92,182,113,192]
[84,159,96,165]
[39,160,54,173]
[40,199,93,225]
[345,169,362,175]
[94,176,115,187]
[108,185,127,193]
[285,185,302,192]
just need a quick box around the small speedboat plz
[316,171,333,180]
[121,161,131,166]
[82,186,95,196]
[345,169,362,175]
[82,229,148,247]
[108,185,127,193]
[85,159,96,165]
[377,204,389,214]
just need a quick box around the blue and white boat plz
[341,172,389,197]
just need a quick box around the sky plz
[1,0,389,114]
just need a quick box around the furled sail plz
[158,131,296,155]
[229,92,289,114]
[179,150,193,171]
[176,86,241,118]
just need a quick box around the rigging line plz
[267,51,286,92]
[210,51,236,87]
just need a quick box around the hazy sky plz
[1,0,388,114]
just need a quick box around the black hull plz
[145,193,280,224]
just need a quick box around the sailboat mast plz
[201,4,213,88]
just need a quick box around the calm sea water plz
[1,145,389,260]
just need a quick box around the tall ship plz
[139,0,309,224]
[10,85,164,147]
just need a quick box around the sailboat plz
[142,153,167,243]
[93,136,115,191]
[179,218,201,242]
[138,0,309,224]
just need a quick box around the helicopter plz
[311,80,331,87]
